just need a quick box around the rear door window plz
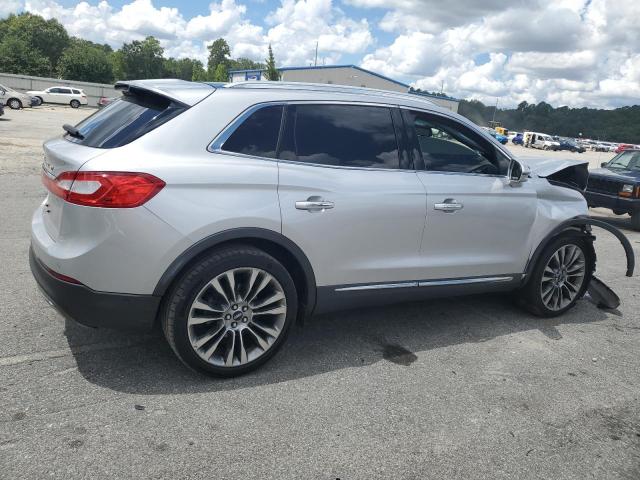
[65,91,187,148]
[60,88,72,94]
[72,89,81,94]
[221,105,283,158]
[279,104,400,169]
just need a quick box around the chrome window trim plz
[334,275,514,292]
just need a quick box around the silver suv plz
[30,80,633,376]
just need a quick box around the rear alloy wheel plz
[70,99,80,109]
[518,234,594,317]
[8,98,21,109]
[162,246,297,376]
[33,97,42,106]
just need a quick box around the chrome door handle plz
[434,199,463,213]
[295,196,334,212]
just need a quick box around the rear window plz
[66,91,187,148]
[72,89,81,94]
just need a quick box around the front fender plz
[524,215,634,282]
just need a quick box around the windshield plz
[607,151,640,170]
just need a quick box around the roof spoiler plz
[114,79,216,107]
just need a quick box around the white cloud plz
[356,0,640,108]
[0,0,22,18]
[16,0,372,67]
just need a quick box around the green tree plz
[228,57,265,71]
[191,60,207,81]
[0,13,69,75]
[207,38,230,79]
[117,36,164,80]
[0,36,51,76]
[264,44,280,81]
[212,63,228,82]
[57,38,114,83]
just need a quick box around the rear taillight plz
[42,171,165,208]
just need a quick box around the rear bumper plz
[30,247,160,331]
[584,191,640,212]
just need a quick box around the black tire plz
[70,100,80,109]
[34,97,43,106]
[631,211,640,231]
[518,233,594,317]
[161,245,298,377]
[8,98,21,109]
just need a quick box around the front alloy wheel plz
[539,244,586,311]
[187,267,287,367]
[8,99,21,109]
[518,234,594,317]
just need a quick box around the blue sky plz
[2,0,639,108]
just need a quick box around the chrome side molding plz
[335,276,514,292]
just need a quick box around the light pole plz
[491,97,499,124]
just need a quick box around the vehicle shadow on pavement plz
[64,293,609,395]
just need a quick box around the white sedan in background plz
[27,86,88,108]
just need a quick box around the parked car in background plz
[0,83,35,109]
[556,137,585,153]
[97,96,117,108]
[615,143,639,154]
[585,150,640,230]
[512,133,524,145]
[481,126,508,144]
[523,132,560,150]
[29,79,634,376]
[26,86,88,108]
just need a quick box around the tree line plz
[458,99,640,144]
[0,13,280,84]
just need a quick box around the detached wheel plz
[8,98,21,109]
[70,99,80,108]
[519,234,594,317]
[162,245,297,376]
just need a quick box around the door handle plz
[434,199,463,213]
[295,196,334,212]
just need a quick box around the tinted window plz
[72,89,81,94]
[221,105,283,158]
[405,110,509,175]
[66,91,186,148]
[279,104,400,169]
[49,88,62,93]
[60,89,72,94]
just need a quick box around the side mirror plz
[600,161,608,168]
[509,160,529,186]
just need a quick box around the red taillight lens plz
[42,171,165,208]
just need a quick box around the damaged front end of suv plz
[521,156,635,310]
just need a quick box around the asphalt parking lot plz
[1,106,639,479]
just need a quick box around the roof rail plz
[226,81,436,106]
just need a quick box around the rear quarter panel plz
[80,91,282,293]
